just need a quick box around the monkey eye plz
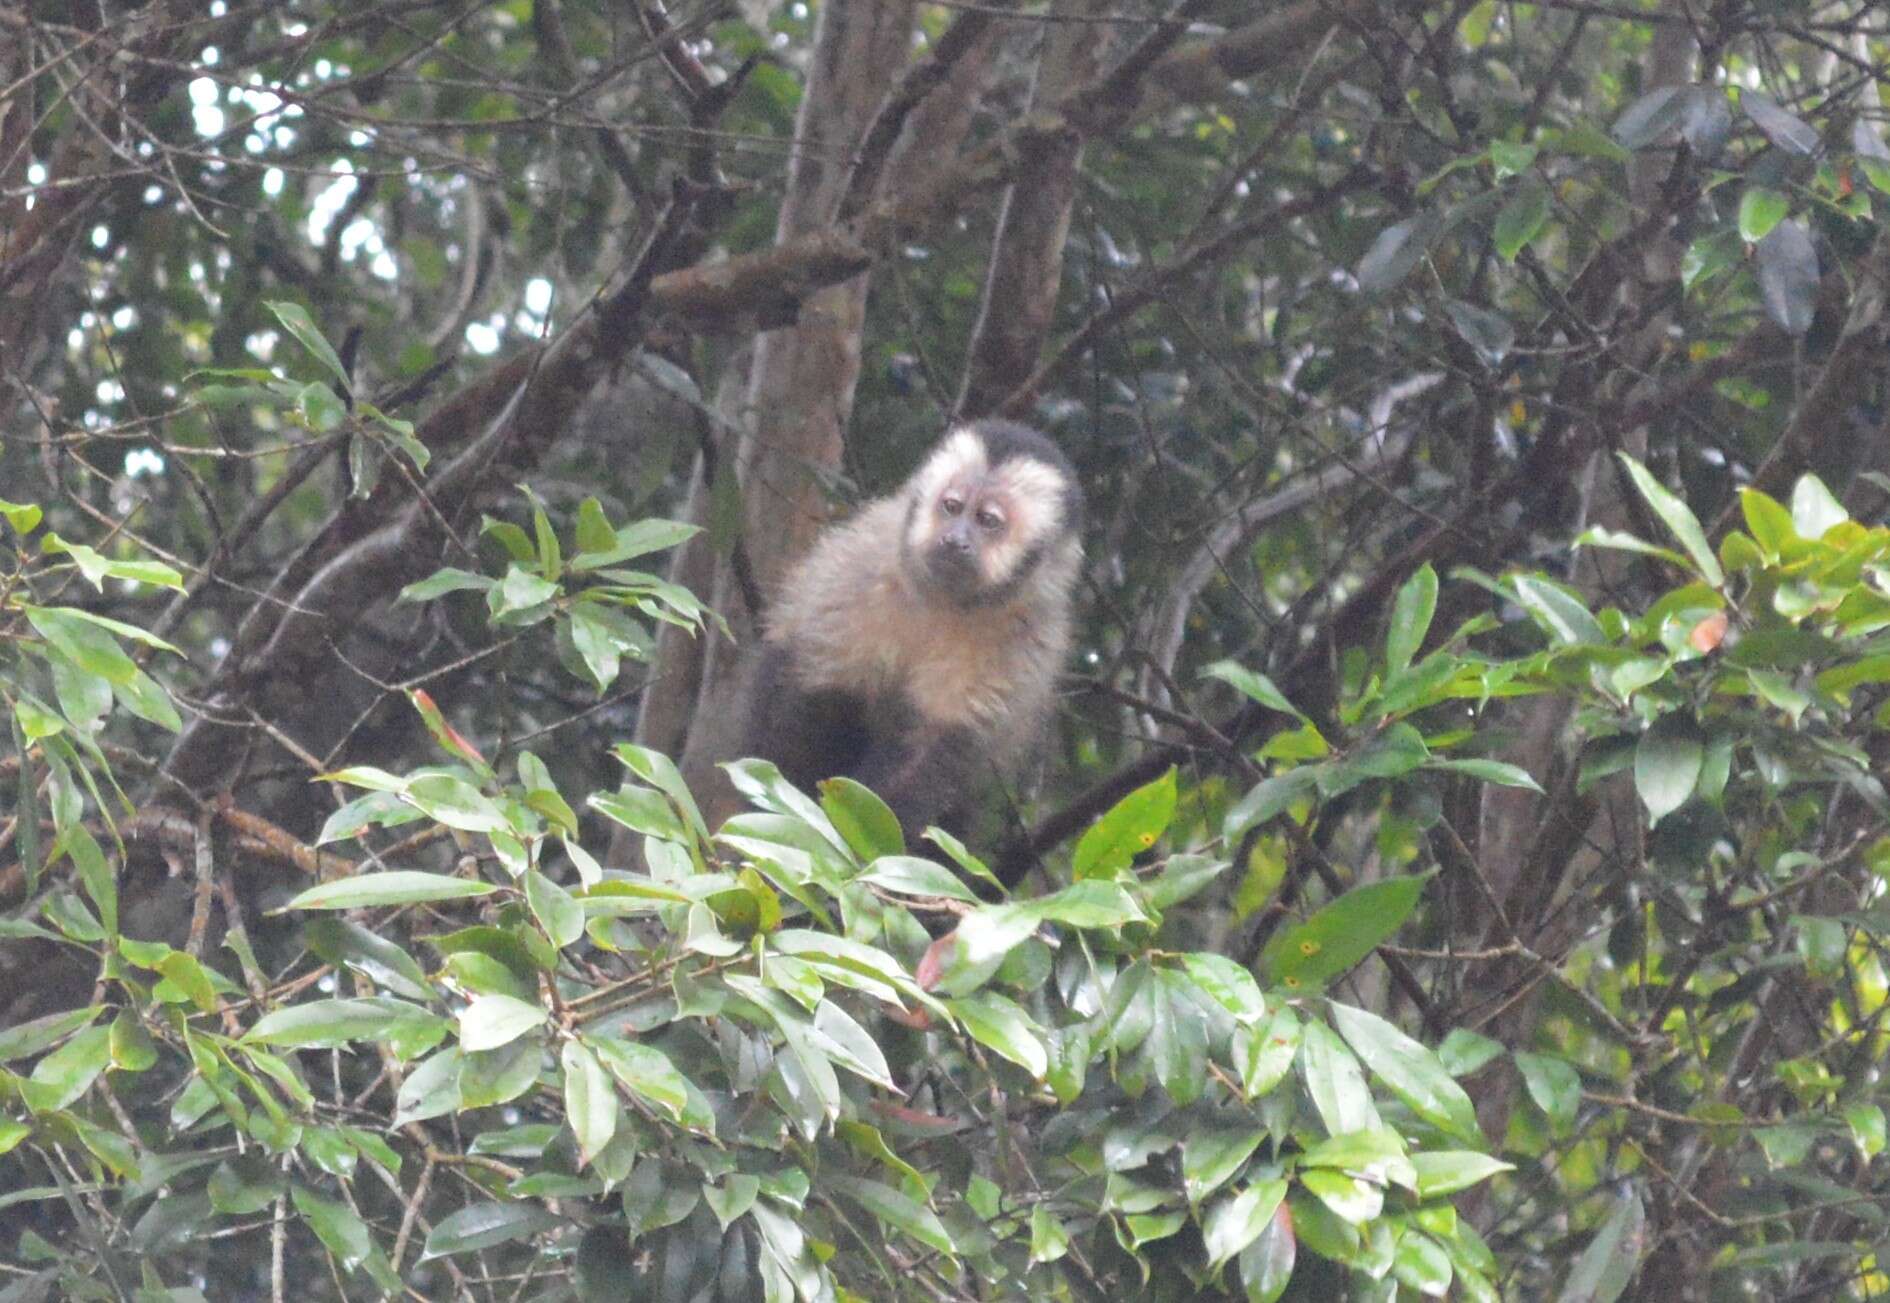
[940,495,964,516]
[975,509,1004,531]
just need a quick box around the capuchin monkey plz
[683,419,1084,849]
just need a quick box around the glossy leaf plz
[1330,1003,1482,1145]
[1554,1187,1646,1303]
[1072,767,1177,880]
[421,1202,563,1260]
[457,994,548,1052]
[1261,874,1428,989]
[1742,91,1818,155]
[281,871,497,911]
[1386,564,1438,675]
[1617,455,1722,586]
[1493,181,1551,261]
[948,991,1047,1077]
[1756,220,1819,336]
[1205,1179,1288,1274]
[1634,713,1703,827]
[831,1175,954,1256]
[1737,187,1788,242]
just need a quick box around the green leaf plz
[859,855,980,903]
[831,1175,955,1256]
[931,904,1041,995]
[568,518,702,571]
[1426,758,1542,791]
[1318,722,1429,797]
[1180,953,1266,1026]
[561,1039,618,1166]
[0,1008,99,1062]
[1554,1187,1645,1303]
[1030,1204,1071,1265]
[1031,880,1145,929]
[1738,187,1789,242]
[1515,1050,1583,1134]
[1572,525,1689,570]
[457,994,547,1052]
[1845,1104,1886,1159]
[1634,713,1703,827]
[1238,1198,1298,1302]
[1184,1127,1270,1203]
[1205,1180,1288,1273]
[1411,1151,1516,1198]
[1757,220,1819,337]
[0,498,44,534]
[1300,1167,1383,1225]
[280,871,497,911]
[303,917,435,1001]
[1357,213,1441,293]
[948,991,1048,1077]
[405,773,509,834]
[1739,487,1797,556]
[1224,768,1318,842]
[1742,91,1818,156]
[40,535,183,591]
[704,1175,760,1231]
[1148,969,1212,1105]
[1489,139,1537,178]
[1298,1128,1415,1189]
[1386,564,1438,675]
[25,606,140,684]
[821,777,904,859]
[1393,1231,1456,1297]
[267,301,350,388]
[21,1023,112,1111]
[611,743,709,841]
[1261,874,1428,990]
[574,497,616,555]
[1072,767,1176,880]
[291,1184,374,1272]
[156,951,218,1014]
[524,869,585,949]
[1790,473,1848,540]
[246,997,445,1050]
[421,1202,564,1260]
[1612,86,1687,149]
[1202,661,1304,720]
[1299,1019,1381,1136]
[1493,180,1551,261]
[1329,1002,1483,1145]
[1509,576,1606,645]
[587,1034,699,1126]
[393,1048,463,1127]
[812,1000,895,1088]
[1239,1006,1302,1097]
[400,568,492,602]
[1617,455,1723,586]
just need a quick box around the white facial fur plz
[904,427,1069,591]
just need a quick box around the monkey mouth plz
[924,546,984,601]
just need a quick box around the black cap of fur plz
[958,418,1085,538]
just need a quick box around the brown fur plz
[686,421,1082,840]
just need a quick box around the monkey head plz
[900,420,1082,608]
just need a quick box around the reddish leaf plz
[1689,611,1728,652]
[915,932,952,992]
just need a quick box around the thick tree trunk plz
[955,0,1117,418]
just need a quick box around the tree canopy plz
[5,0,1890,1299]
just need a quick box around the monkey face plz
[924,482,1009,599]
[903,426,1076,606]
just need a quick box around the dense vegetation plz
[5,0,1890,1298]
